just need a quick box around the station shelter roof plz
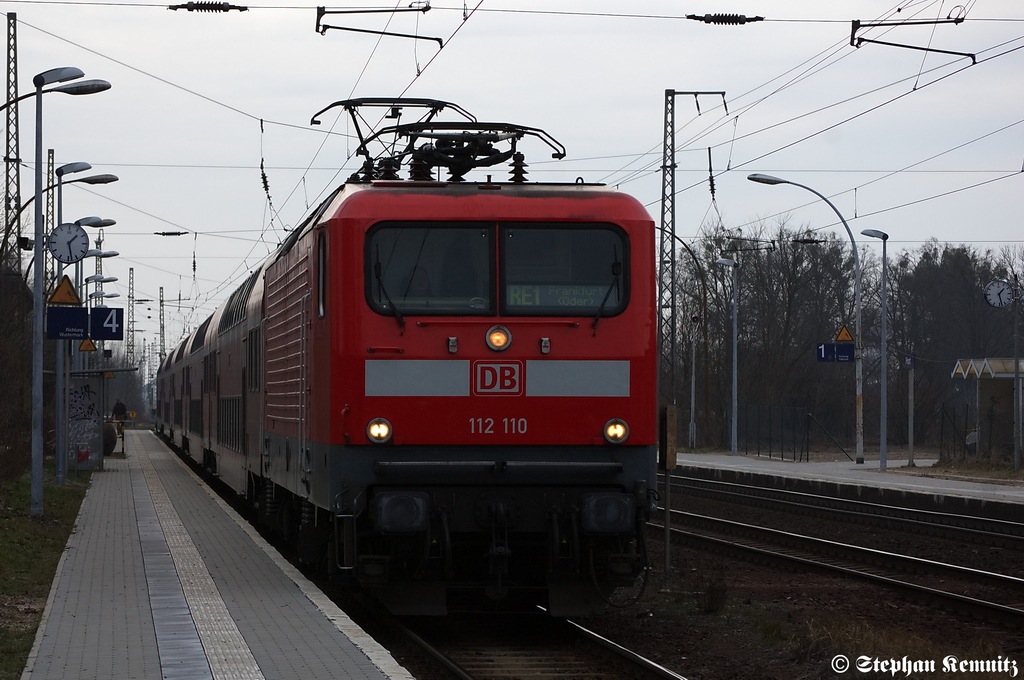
[952,358,1024,379]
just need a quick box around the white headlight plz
[603,418,629,444]
[367,418,392,443]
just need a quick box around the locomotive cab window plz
[501,224,629,317]
[366,222,494,316]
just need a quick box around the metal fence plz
[730,404,811,461]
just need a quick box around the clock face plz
[47,224,90,264]
[984,280,1013,308]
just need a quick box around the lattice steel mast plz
[3,13,19,270]
[127,267,135,365]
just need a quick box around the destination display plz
[46,307,89,339]
[506,283,617,310]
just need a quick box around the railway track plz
[190,445,684,680]
[653,507,1024,626]
[394,612,689,680]
[665,473,1024,549]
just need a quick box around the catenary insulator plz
[686,13,763,25]
[168,2,249,11]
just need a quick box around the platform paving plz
[22,430,414,680]
[675,452,1024,507]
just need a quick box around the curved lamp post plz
[0,74,110,265]
[52,161,92,488]
[862,229,889,471]
[747,173,864,465]
[31,68,110,516]
[716,257,739,455]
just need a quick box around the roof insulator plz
[408,155,433,182]
[686,14,763,25]
[508,152,529,184]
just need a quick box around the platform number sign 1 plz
[90,307,124,341]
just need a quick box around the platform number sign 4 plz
[90,307,124,340]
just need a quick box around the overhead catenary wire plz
[16,2,1024,341]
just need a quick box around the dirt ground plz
[382,456,1024,680]
[567,456,1024,680]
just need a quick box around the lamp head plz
[77,216,116,228]
[33,67,84,88]
[56,162,91,177]
[76,174,118,185]
[747,173,788,186]
[49,79,111,96]
[860,229,889,241]
[716,257,738,267]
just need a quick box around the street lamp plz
[51,173,119,486]
[52,161,92,488]
[655,226,711,448]
[0,74,109,267]
[862,229,890,471]
[716,257,739,455]
[747,173,865,465]
[31,67,110,516]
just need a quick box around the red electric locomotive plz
[156,99,658,615]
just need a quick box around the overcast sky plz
[9,0,1024,358]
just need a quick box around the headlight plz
[603,418,629,444]
[374,491,429,533]
[367,418,392,443]
[582,493,635,534]
[486,325,512,351]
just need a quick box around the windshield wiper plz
[374,256,406,332]
[591,259,622,334]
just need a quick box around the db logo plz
[474,362,523,395]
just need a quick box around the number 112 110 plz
[470,417,528,434]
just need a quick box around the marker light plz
[367,418,392,443]
[603,419,629,444]
[486,325,512,351]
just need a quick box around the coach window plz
[500,223,629,316]
[317,230,327,319]
[366,222,494,316]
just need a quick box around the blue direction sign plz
[816,342,856,362]
[47,307,89,339]
[90,307,124,341]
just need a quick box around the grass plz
[0,462,90,680]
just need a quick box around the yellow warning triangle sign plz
[79,338,97,352]
[49,275,82,306]
[836,326,854,342]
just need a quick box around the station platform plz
[674,452,1024,521]
[22,430,413,680]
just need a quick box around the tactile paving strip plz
[136,445,265,680]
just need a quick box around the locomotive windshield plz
[367,223,495,315]
[365,222,628,317]
[500,225,627,316]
